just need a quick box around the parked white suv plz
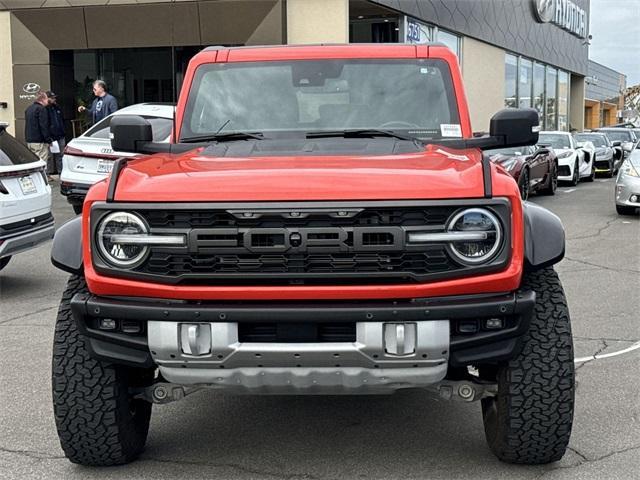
[60,103,174,214]
[0,123,54,271]
[538,131,595,186]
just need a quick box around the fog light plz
[458,320,478,334]
[121,320,141,334]
[630,195,638,203]
[99,318,117,330]
[484,318,504,330]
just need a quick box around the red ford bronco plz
[51,44,574,466]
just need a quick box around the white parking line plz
[574,340,640,364]
[563,188,577,193]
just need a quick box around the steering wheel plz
[378,121,421,129]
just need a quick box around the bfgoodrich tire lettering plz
[52,275,154,466]
[481,267,574,464]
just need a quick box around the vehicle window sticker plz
[440,124,462,138]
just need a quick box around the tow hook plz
[433,380,498,402]
[134,382,203,404]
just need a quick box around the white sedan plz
[0,123,54,271]
[538,131,595,186]
[60,103,174,214]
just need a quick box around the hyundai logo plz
[22,83,41,94]
[533,0,555,23]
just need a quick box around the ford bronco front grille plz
[90,201,512,286]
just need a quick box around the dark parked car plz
[595,128,638,161]
[486,145,558,200]
[574,132,619,176]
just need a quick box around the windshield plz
[575,134,608,147]
[538,133,571,149]
[486,146,531,157]
[181,59,460,141]
[600,130,634,142]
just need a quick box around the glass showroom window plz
[437,29,461,61]
[505,54,517,108]
[518,58,533,108]
[546,67,558,130]
[557,71,569,131]
[533,62,545,127]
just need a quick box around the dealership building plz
[0,0,592,141]
[584,59,627,129]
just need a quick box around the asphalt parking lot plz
[1,178,638,480]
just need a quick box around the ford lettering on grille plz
[188,227,405,253]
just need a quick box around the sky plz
[589,0,640,86]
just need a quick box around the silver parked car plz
[615,142,640,215]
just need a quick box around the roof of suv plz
[190,43,458,65]
[202,42,450,52]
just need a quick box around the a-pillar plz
[286,0,349,44]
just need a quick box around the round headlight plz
[97,212,149,268]
[447,208,502,264]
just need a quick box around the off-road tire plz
[616,205,637,215]
[481,267,574,464]
[52,275,154,466]
[0,256,11,271]
[72,204,83,215]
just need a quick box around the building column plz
[286,0,348,44]
[0,12,15,135]
[570,75,585,131]
[9,12,51,142]
[461,37,505,133]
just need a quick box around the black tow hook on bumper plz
[70,290,536,369]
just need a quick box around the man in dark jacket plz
[47,91,65,175]
[78,80,118,125]
[25,91,53,176]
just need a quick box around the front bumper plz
[60,181,90,205]
[0,221,55,258]
[615,174,640,207]
[557,159,575,181]
[70,290,535,393]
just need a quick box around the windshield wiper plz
[180,131,265,143]
[306,129,424,145]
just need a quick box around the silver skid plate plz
[148,320,449,394]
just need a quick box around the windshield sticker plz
[440,124,462,138]
[435,149,469,161]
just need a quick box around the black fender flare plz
[523,202,565,270]
[51,216,83,275]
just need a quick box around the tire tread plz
[482,267,574,464]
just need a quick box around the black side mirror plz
[489,108,539,148]
[611,140,621,147]
[110,115,152,153]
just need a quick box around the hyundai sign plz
[533,0,588,38]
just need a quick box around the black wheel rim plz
[573,162,578,184]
